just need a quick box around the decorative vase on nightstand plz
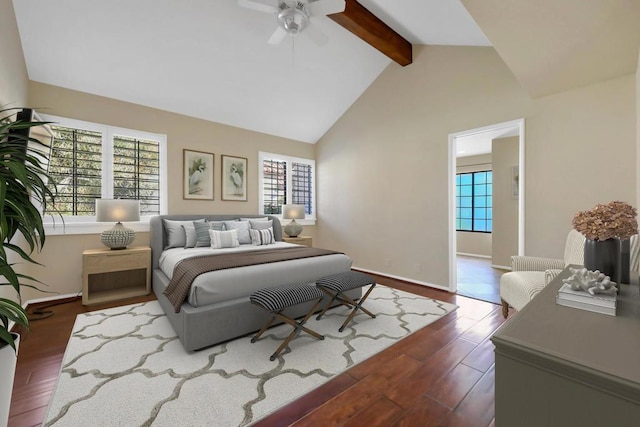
[583,238,620,283]
[282,204,305,237]
[284,220,303,238]
[619,238,631,284]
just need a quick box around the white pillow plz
[224,220,251,244]
[241,217,269,222]
[250,228,275,246]
[209,229,239,249]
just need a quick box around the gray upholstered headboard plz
[149,214,282,269]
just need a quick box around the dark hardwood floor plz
[9,275,512,426]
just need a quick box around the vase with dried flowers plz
[572,201,638,283]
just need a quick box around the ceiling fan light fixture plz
[277,2,309,35]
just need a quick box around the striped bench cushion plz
[250,282,323,312]
[316,271,375,293]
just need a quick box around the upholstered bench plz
[315,271,377,332]
[250,282,325,361]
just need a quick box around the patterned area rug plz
[44,285,456,426]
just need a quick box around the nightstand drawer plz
[84,250,149,274]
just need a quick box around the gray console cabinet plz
[492,266,640,426]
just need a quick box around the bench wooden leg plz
[338,284,376,332]
[317,283,377,332]
[501,298,509,319]
[269,298,325,361]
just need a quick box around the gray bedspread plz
[164,246,343,311]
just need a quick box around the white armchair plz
[500,230,585,318]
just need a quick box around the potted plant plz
[572,200,638,283]
[0,107,57,425]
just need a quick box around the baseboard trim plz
[492,264,512,271]
[457,252,492,259]
[24,292,81,307]
[351,266,451,293]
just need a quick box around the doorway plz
[448,119,525,302]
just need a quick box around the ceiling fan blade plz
[306,0,345,16]
[238,0,277,14]
[303,23,329,46]
[268,26,288,44]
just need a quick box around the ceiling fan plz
[238,0,346,46]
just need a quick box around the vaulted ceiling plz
[12,0,640,143]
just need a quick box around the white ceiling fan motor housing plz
[277,1,310,35]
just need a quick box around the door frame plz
[447,118,525,292]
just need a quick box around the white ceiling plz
[462,0,640,98]
[455,126,519,158]
[12,0,490,143]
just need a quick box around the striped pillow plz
[250,228,275,246]
[194,221,212,247]
[209,229,239,249]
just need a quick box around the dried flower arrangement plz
[572,201,638,241]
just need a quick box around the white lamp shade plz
[96,199,140,223]
[282,204,305,220]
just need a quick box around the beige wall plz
[20,82,317,301]
[0,0,29,303]
[456,154,492,257]
[0,0,28,108]
[637,49,640,211]
[316,45,636,288]
[491,136,519,268]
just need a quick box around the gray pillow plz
[209,221,226,231]
[241,217,269,222]
[224,220,251,244]
[163,219,205,249]
[182,224,197,248]
[250,219,273,230]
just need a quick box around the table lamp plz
[282,204,305,237]
[96,199,140,250]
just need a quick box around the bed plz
[150,214,358,351]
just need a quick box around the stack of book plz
[555,283,617,316]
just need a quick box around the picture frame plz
[221,155,247,201]
[183,149,214,200]
[512,165,519,199]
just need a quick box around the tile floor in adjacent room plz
[456,255,507,305]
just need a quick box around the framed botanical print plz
[183,149,214,200]
[221,155,247,201]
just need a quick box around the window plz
[258,152,316,221]
[41,115,167,230]
[456,170,492,232]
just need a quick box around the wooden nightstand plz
[82,246,151,305]
[282,236,312,247]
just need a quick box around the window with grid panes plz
[43,116,165,221]
[258,152,316,220]
[112,135,161,216]
[456,170,492,232]
[262,159,287,214]
[47,126,102,216]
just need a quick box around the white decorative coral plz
[562,267,618,296]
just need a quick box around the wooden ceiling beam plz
[329,0,412,66]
